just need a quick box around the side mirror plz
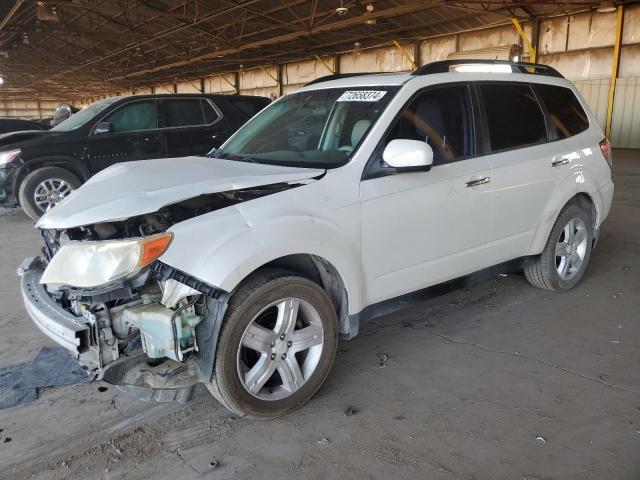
[382,139,433,171]
[94,121,113,135]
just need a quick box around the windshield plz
[213,87,398,168]
[51,98,119,132]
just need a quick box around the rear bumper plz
[596,180,615,225]
[18,257,99,370]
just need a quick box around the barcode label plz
[337,90,387,102]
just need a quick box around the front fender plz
[161,205,364,314]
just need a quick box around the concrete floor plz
[0,150,639,480]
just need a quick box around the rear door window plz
[535,84,589,139]
[479,83,547,152]
[160,99,206,128]
[104,100,157,132]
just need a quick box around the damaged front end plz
[18,186,312,392]
[20,256,218,376]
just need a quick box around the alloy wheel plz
[237,297,324,401]
[555,217,588,280]
[33,178,73,212]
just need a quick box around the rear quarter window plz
[535,84,589,139]
[226,97,269,118]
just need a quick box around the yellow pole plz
[392,40,417,70]
[511,18,536,63]
[605,5,624,139]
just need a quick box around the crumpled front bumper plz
[18,257,99,370]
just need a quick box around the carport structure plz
[0,0,639,147]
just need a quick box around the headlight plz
[0,149,21,167]
[40,233,173,288]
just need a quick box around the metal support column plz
[605,5,624,139]
[277,64,283,97]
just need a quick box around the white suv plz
[19,61,614,418]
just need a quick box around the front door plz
[87,99,164,172]
[158,98,232,157]
[360,83,493,306]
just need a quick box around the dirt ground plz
[0,150,639,480]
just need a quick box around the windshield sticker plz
[337,90,387,102]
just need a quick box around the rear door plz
[477,82,559,264]
[86,99,164,172]
[158,98,230,157]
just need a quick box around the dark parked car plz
[0,118,49,134]
[0,93,270,219]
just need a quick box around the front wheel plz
[525,202,594,291]
[206,270,338,418]
[18,167,81,220]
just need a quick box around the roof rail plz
[412,60,564,78]
[304,72,381,86]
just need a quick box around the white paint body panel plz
[36,156,323,229]
[39,71,614,318]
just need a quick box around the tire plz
[524,202,594,291]
[18,167,81,220]
[206,269,338,419]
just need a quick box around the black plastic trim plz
[413,60,564,78]
[152,262,227,299]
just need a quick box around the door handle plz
[551,157,571,167]
[465,177,490,187]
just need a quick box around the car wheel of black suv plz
[18,167,81,220]
[206,269,338,419]
[525,201,594,291]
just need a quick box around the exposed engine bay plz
[32,183,300,379]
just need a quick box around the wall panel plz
[610,77,640,148]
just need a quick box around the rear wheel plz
[18,167,81,220]
[525,202,594,291]
[206,269,338,418]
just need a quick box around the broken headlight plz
[40,233,173,288]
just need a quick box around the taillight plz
[599,138,612,168]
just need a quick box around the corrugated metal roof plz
[0,0,615,98]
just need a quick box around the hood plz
[37,156,323,229]
[0,130,53,148]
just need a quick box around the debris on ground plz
[0,346,96,409]
[344,406,358,417]
[317,438,331,445]
[376,353,388,368]
[535,436,546,444]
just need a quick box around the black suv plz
[0,93,269,219]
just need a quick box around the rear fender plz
[527,170,601,255]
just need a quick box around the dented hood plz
[37,156,323,229]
